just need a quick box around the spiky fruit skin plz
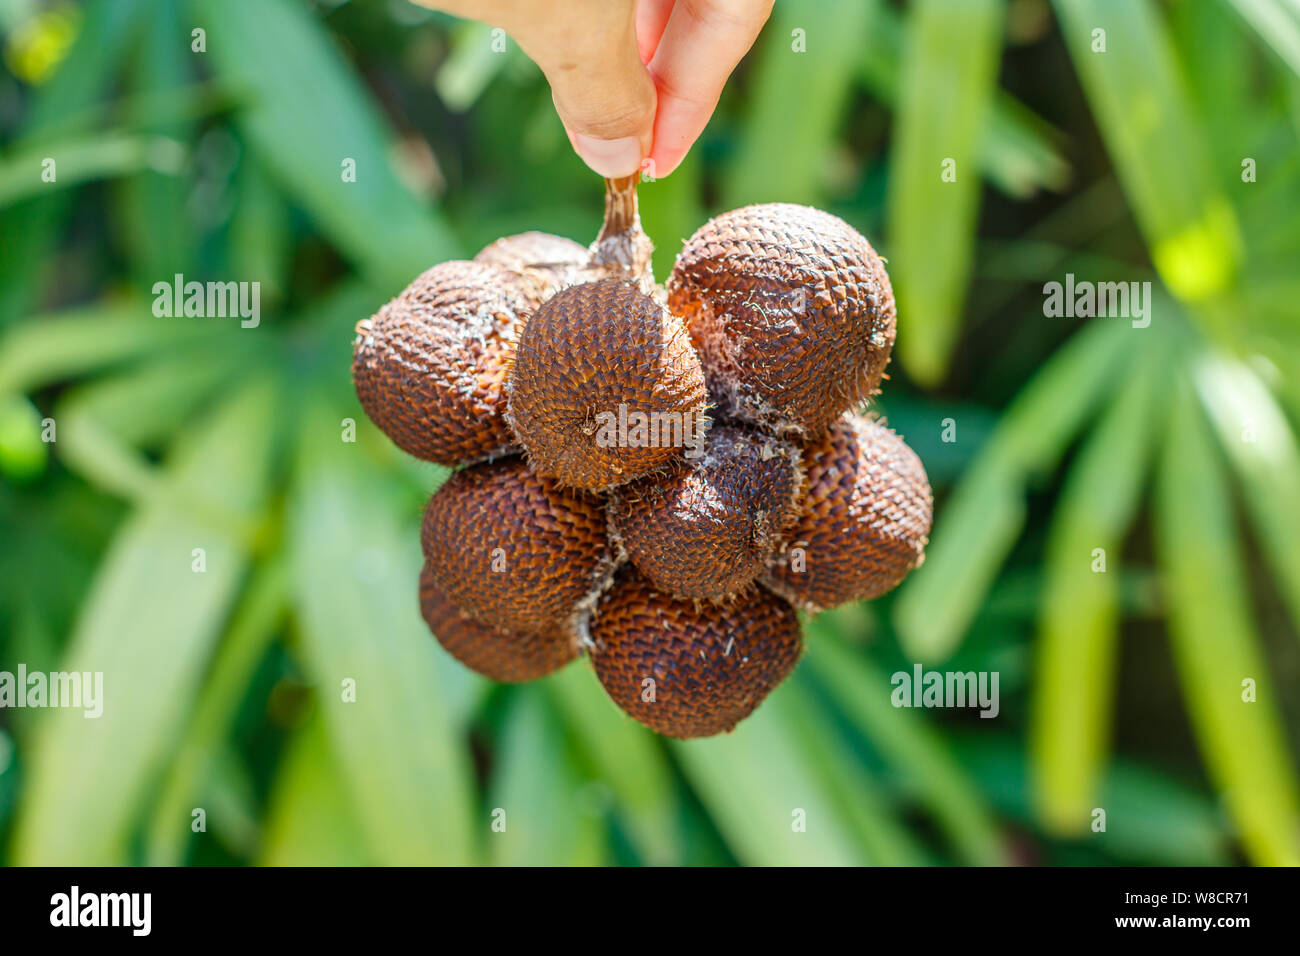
[352,260,532,466]
[667,203,896,437]
[421,457,614,635]
[352,177,930,738]
[473,231,591,302]
[507,278,709,490]
[419,564,577,682]
[591,569,802,738]
[609,425,803,601]
[764,414,931,611]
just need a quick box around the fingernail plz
[572,135,643,177]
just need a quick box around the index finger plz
[644,0,774,177]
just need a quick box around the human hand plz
[416,0,774,178]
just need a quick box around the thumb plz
[518,8,656,177]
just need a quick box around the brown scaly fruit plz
[354,175,931,739]
[419,563,577,682]
[667,203,896,437]
[421,456,616,635]
[609,424,803,601]
[352,260,533,466]
[590,568,802,738]
[764,414,931,611]
[473,231,590,303]
[506,277,709,490]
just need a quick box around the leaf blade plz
[196,0,458,290]
[1053,0,1241,304]
[671,684,871,867]
[886,0,1005,383]
[1194,356,1300,639]
[10,378,277,864]
[804,629,1007,865]
[1153,375,1300,866]
[895,318,1137,661]
[1030,341,1168,832]
[545,665,682,865]
[288,406,477,865]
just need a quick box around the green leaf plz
[895,457,1024,662]
[896,318,1137,661]
[803,630,1007,865]
[228,157,291,311]
[0,0,150,327]
[53,343,251,448]
[114,0,195,285]
[671,685,870,866]
[1223,0,1300,78]
[886,0,1005,384]
[1171,0,1257,179]
[545,664,681,865]
[49,346,255,510]
[724,0,872,207]
[10,377,277,864]
[955,733,1231,865]
[0,302,217,395]
[778,672,930,865]
[1053,0,1241,304]
[488,688,604,866]
[260,713,371,866]
[0,132,183,208]
[288,403,477,865]
[146,553,288,866]
[5,0,147,144]
[196,0,458,291]
[1194,354,1300,643]
[435,21,510,112]
[38,79,246,144]
[43,405,160,505]
[857,0,1070,198]
[1030,340,1168,833]
[0,393,48,481]
[980,92,1072,199]
[1153,376,1300,866]
[198,746,262,859]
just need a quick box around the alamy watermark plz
[891,664,999,718]
[152,273,260,328]
[592,403,706,458]
[50,886,150,936]
[1043,273,1151,328]
[0,666,103,718]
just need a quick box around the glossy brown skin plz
[764,414,931,612]
[421,457,614,636]
[668,203,896,437]
[352,260,532,466]
[590,568,802,738]
[610,424,803,601]
[419,564,577,682]
[507,278,708,490]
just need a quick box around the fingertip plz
[645,98,704,180]
[573,134,646,178]
[645,144,686,180]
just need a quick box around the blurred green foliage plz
[0,0,1298,866]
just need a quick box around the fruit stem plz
[598,174,641,242]
[590,174,655,285]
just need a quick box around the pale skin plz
[414,0,775,178]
